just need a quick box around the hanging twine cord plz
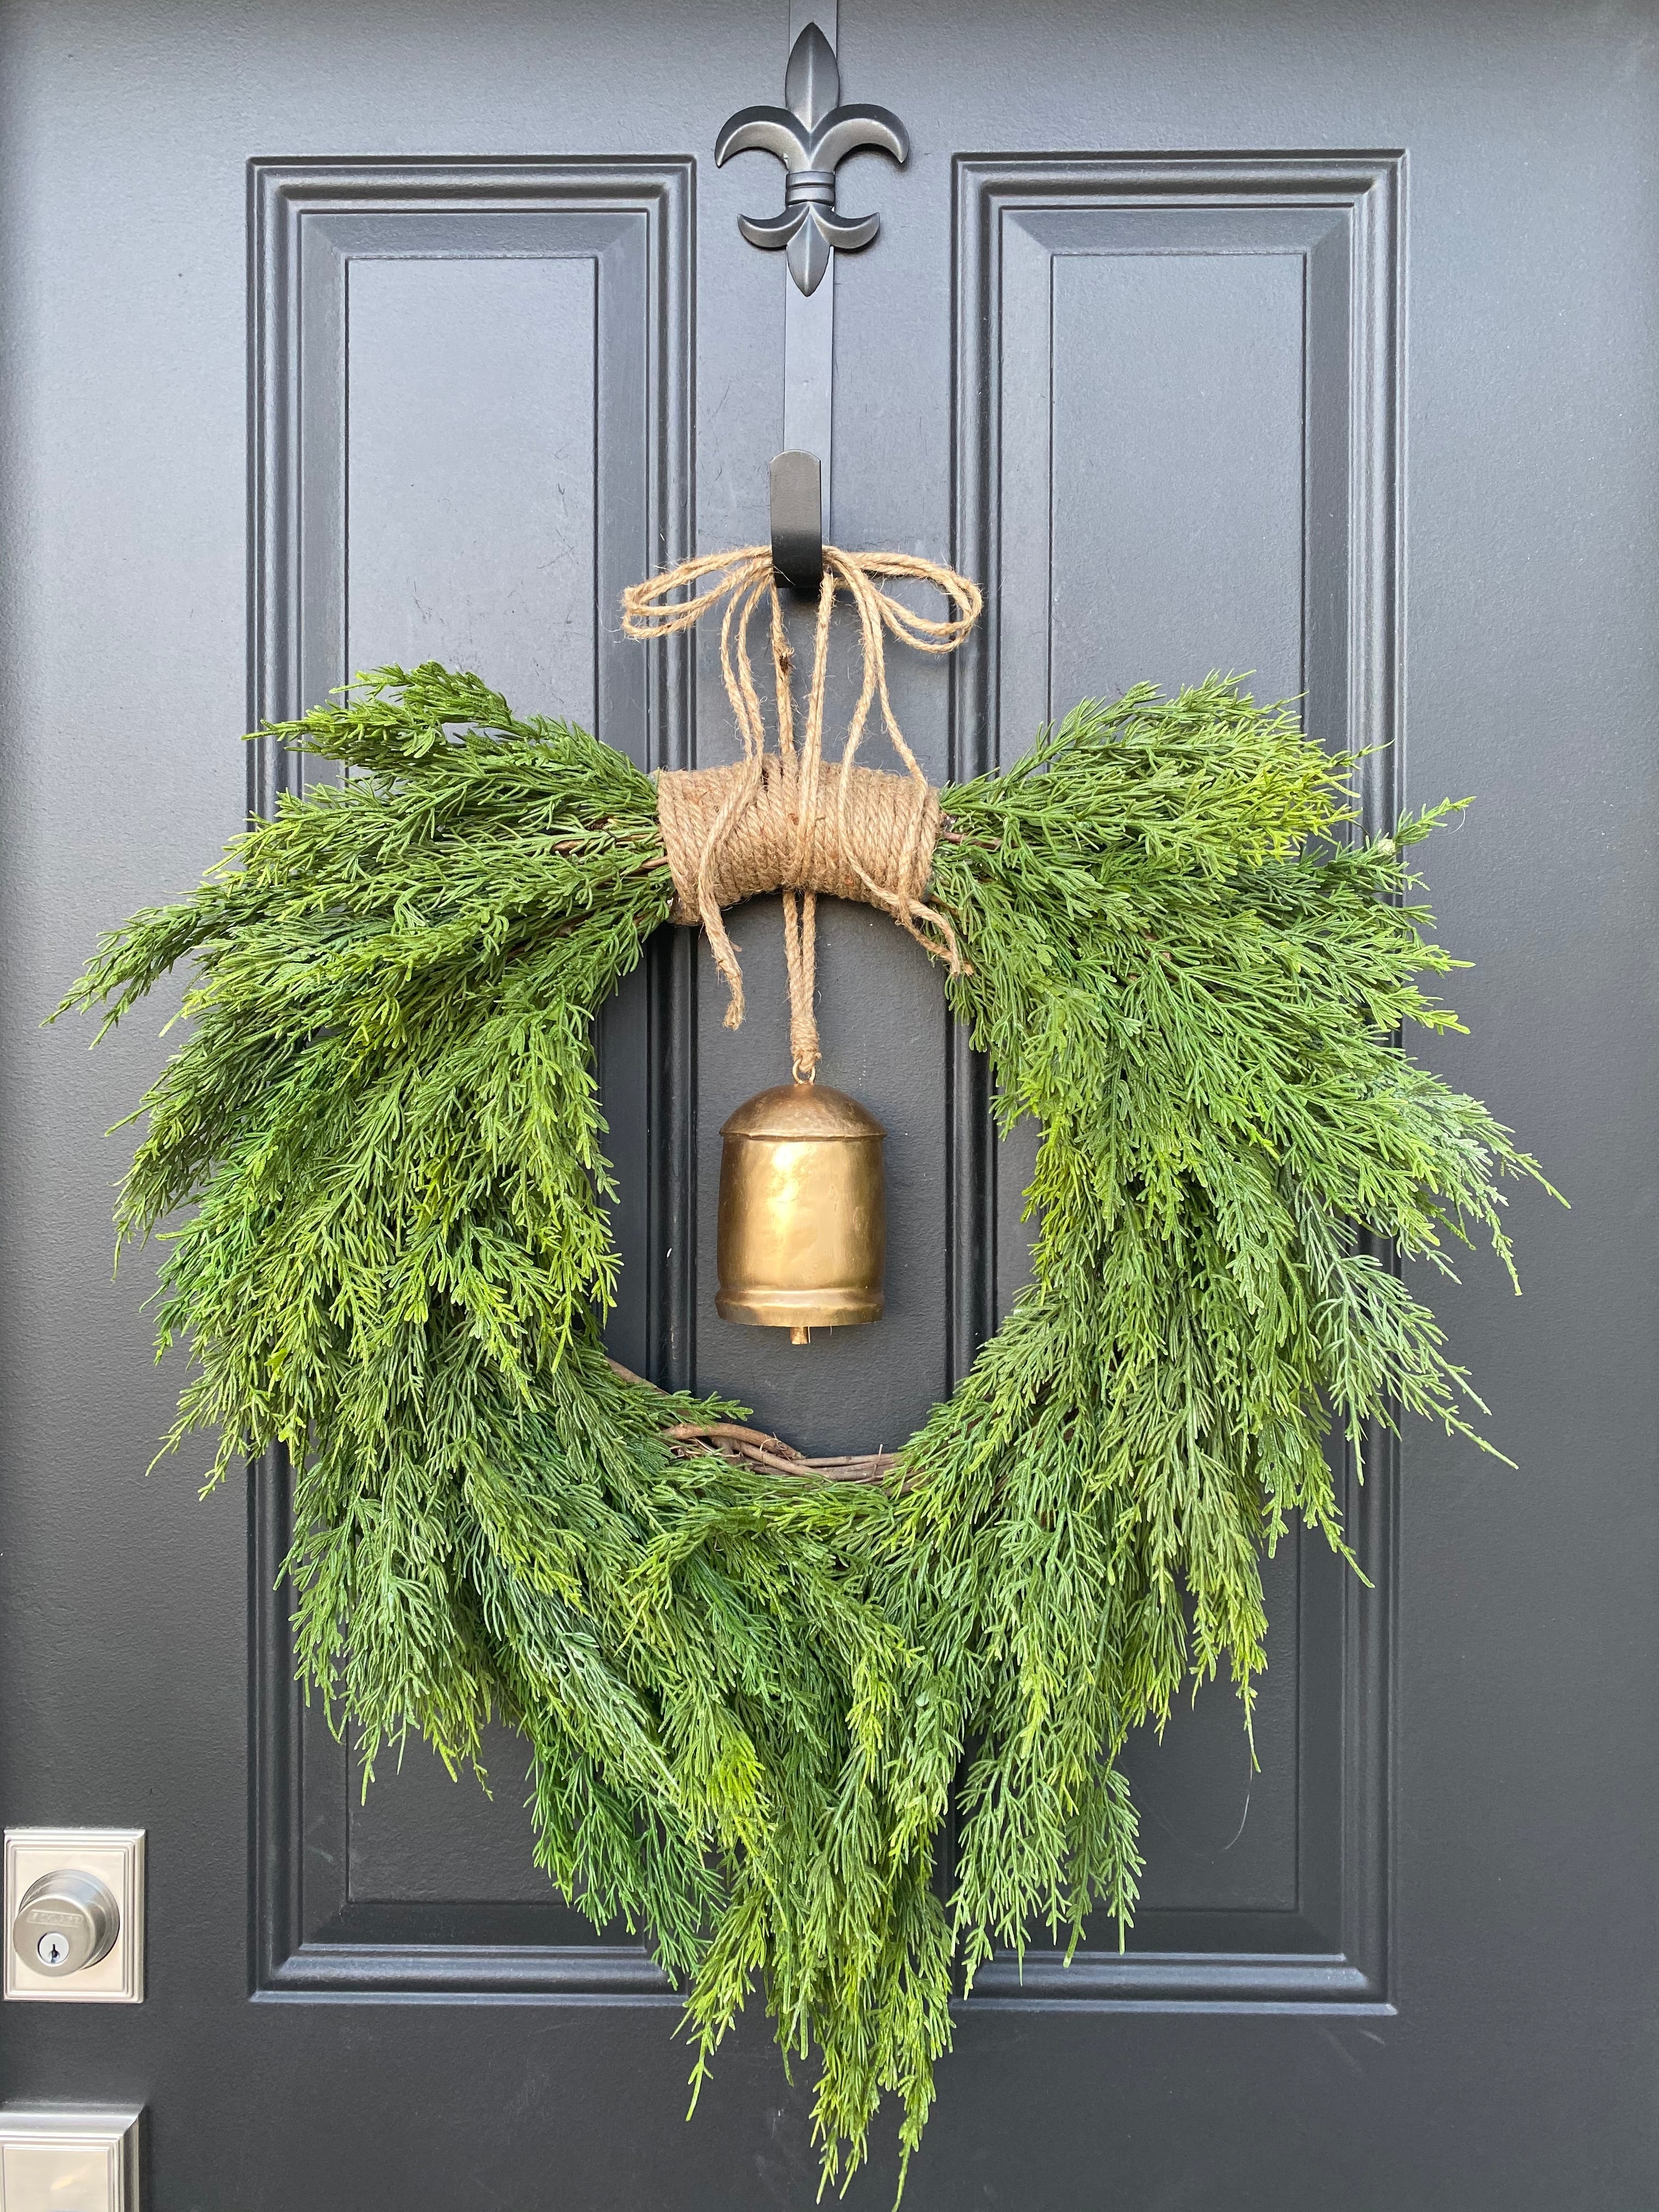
[622,545,981,1079]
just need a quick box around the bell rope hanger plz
[716,8,910,592]
[621,543,980,1080]
[623,540,978,1344]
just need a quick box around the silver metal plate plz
[0,2108,142,2212]
[3,1832,144,2004]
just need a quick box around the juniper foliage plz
[58,664,1553,2191]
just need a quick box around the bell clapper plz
[791,1325,810,1346]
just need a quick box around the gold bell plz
[715,1084,886,1344]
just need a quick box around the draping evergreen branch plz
[55,663,1556,2194]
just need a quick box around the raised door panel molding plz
[250,158,693,797]
[950,151,1401,800]
[950,154,1401,2010]
[248,158,692,1999]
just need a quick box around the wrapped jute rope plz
[621,545,981,1079]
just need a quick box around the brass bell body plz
[716,1084,885,1340]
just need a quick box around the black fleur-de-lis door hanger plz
[716,23,910,296]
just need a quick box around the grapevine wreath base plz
[60,549,1553,2189]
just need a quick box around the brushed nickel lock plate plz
[4,1830,144,2004]
[0,2106,142,2211]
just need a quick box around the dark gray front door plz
[2,4,1649,2205]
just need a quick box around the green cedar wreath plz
[59,650,1553,2188]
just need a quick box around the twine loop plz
[622,545,980,1078]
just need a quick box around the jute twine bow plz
[621,546,981,1079]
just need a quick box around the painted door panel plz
[0,4,1649,2205]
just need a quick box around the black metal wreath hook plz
[715,23,910,296]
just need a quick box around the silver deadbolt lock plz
[4,1828,144,2001]
[11,1868,121,1977]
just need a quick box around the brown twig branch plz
[663,1420,803,1460]
[607,1355,905,1487]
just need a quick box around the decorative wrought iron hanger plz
[716,9,909,591]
